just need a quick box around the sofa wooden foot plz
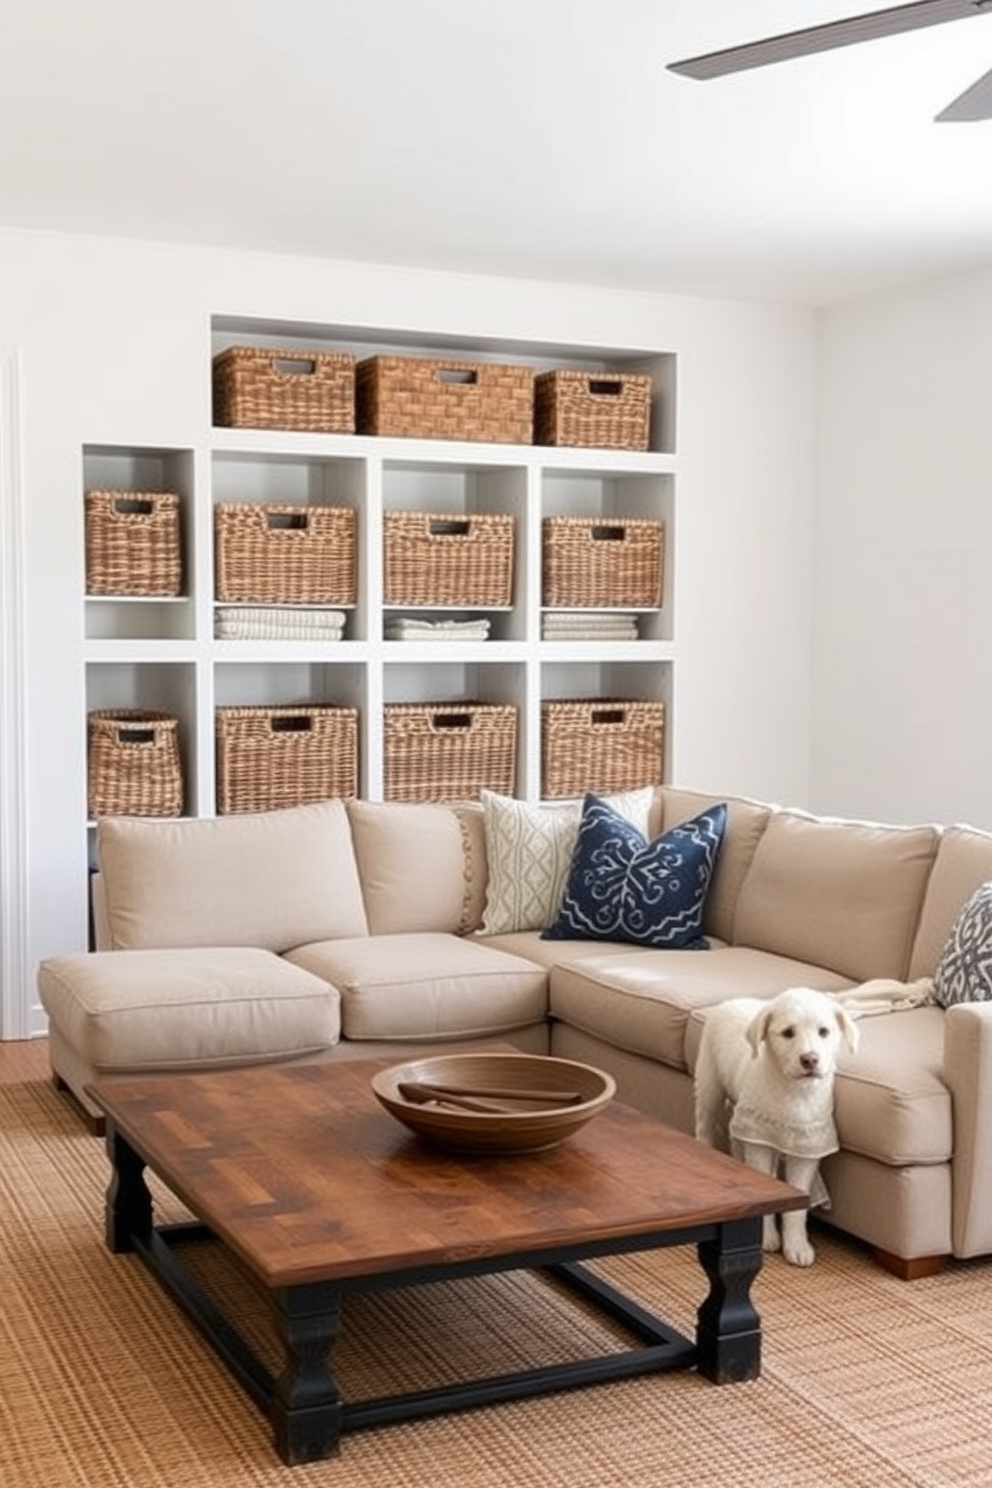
[872,1247,946,1280]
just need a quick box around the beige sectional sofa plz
[37,785,992,1279]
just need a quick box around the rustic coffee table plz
[88,1059,805,1467]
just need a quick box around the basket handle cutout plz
[431,711,472,731]
[586,379,624,398]
[589,708,627,727]
[117,727,158,745]
[427,518,471,537]
[590,524,627,543]
[265,510,310,532]
[269,715,314,734]
[112,498,156,517]
[435,368,479,387]
[271,357,317,378]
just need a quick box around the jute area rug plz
[3,1077,991,1488]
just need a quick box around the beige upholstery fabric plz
[733,809,938,981]
[38,948,339,1072]
[347,799,478,935]
[550,945,852,1071]
[97,801,368,952]
[285,932,548,1041]
[908,824,992,980]
[943,1001,992,1257]
[658,787,771,944]
[820,1149,952,1260]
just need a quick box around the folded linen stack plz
[385,617,491,642]
[214,607,348,641]
[541,611,640,641]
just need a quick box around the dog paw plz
[784,1240,816,1267]
[762,1223,781,1253]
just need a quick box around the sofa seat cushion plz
[37,948,340,1074]
[685,1003,951,1168]
[477,930,653,971]
[550,947,852,1072]
[284,933,548,1042]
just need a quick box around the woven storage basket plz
[357,356,534,444]
[214,504,357,605]
[542,516,664,610]
[383,702,517,802]
[87,710,183,818]
[212,346,356,432]
[215,705,358,814]
[542,699,664,799]
[534,370,652,451]
[383,511,514,607]
[85,490,182,596]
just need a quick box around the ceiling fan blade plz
[668,0,992,80]
[936,61,992,116]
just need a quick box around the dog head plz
[745,987,859,1083]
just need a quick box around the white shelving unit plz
[82,318,677,831]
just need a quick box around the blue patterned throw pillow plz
[933,880,992,1007]
[541,796,727,950]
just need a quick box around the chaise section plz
[38,947,341,1124]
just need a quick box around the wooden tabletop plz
[88,1059,805,1289]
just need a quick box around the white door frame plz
[0,349,30,1039]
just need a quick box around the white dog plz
[693,988,859,1267]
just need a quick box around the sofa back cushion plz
[908,823,992,980]
[658,787,771,944]
[97,800,368,952]
[346,799,486,935]
[732,809,938,982]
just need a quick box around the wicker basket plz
[212,346,356,432]
[542,699,664,799]
[215,705,358,814]
[85,490,182,596]
[542,516,664,610]
[357,356,534,444]
[87,710,183,818]
[383,511,514,607]
[535,370,652,451]
[383,702,517,802]
[214,504,357,605]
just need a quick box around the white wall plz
[0,226,817,1035]
[814,263,992,829]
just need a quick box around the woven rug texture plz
[2,1076,991,1488]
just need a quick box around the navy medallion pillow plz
[541,796,727,950]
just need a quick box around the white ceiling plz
[2,0,992,307]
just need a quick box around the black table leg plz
[103,1121,152,1253]
[271,1283,343,1465]
[694,1216,764,1383]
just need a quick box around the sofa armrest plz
[944,1002,992,1257]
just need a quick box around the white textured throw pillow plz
[480,787,654,936]
[933,879,992,1007]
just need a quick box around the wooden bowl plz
[371,1052,616,1155]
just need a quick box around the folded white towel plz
[216,625,345,641]
[215,606,348,629]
